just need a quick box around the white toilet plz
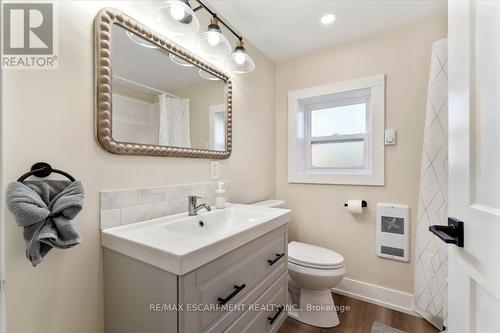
[287,241,345,327]
[253,199,346,328]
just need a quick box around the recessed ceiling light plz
[321,14,336,25]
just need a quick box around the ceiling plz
[205,0,447,62]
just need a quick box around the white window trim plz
[288,74,385,186]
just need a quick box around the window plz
[208,104,225,151]
[288,75,385,185]
[308,100,368,169]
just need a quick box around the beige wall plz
[275,17,447,293]
[176,80,225,149]
[1,2,275,333]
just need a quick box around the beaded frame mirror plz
[94,8,232,159]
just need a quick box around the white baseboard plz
[332,277,419,317]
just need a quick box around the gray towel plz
[7,180,84,266]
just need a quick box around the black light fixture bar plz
[193,0,243,41]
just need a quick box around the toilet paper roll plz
[347,200,363,215]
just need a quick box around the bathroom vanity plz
[101,204,291,333]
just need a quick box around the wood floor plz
[277,293,439,333]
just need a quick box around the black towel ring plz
[17,162,76,182]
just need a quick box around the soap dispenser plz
[215,182,226,209]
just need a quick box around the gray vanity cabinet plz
[104,225,288,333]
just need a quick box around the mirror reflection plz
[111,24,227,151]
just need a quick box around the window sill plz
[288,171,384,186]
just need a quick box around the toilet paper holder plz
[344,200,367,207]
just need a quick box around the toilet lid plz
[288,241,344,270]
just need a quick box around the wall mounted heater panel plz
[376,203,409,262]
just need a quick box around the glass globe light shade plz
[198,18,231,58]
[225,41,256,74]
[156,0,199,36]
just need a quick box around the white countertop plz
[101,203,291,275]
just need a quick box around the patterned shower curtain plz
[414,38,448,331]
[158,94,191,147]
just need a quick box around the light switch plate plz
[210,161,220,179]
[385,129,396,145]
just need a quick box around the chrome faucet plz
[188,195,212,216]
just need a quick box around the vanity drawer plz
[179,226,287,332]
[225,272,287,333]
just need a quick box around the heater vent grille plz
[376,203,410,262]
[380,246,404,257]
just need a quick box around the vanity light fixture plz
[225,39,255,74]
[153,0,256,74]
[156,0,200,36]
[198,16,231,58]
[321,13,336,25]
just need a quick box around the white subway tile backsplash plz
[175,198,188,212]
[151,200,185,219]
[207,182,218,194]
[101,190,138,210]
[138,188,166,204]
[99,181,228,229]
[151,202,172,219]
[203,195,216,207]
[190,182,210,196]
[165,185,189,201]
[100,209,121,229]
[120,204,153,225]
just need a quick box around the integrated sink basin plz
[163,208,271,240]
[101,203,291,275]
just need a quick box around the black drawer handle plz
[268,253,285,266]
[217,284,246,305]
[268,305,284,325]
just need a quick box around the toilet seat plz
[288,241,344,270]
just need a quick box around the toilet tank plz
[252,199,286,208]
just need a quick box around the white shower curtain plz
[158,94,191,147]
[414,38,448,331]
